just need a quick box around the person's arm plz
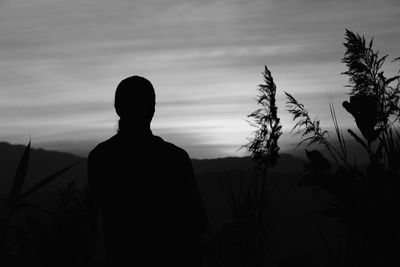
[181,151,209,237]
[87,149,104,211]
[180,150,210,266]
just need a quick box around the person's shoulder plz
[88,135,119,159]
[154,136,189,159]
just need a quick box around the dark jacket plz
[88,132,208,266]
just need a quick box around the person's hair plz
[114,76,156,132]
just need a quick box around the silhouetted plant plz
[216,66,283,267]
[340,30,400,267]
[342,30,400,121]
[285,92,328,149]
[285,30,400,267]
[342,30,400,162]
[247,66,282,173]
[285,92,350,169]
[0,140,81,266]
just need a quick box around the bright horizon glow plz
[1,0,399,159]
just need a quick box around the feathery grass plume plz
[245,65,282,217]
[342,29,400,135]
[247,66,282,174]
[216,66,283,267]
[285,92,329,148]
[342,30,400,166]
[284,92,345,166]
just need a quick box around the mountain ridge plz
[0,141,305,227]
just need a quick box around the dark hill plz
[0,141,304,226]
[0,142,86,214]
[0,141,340,266]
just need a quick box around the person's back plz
[87,76,208,266]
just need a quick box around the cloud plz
[0,0,399,158]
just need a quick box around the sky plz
[0,0,399,159]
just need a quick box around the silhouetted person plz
[87,76,209,266]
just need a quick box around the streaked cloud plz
[0,0,399,158]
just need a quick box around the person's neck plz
[117,120,152,138]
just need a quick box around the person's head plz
[114,75,156,131]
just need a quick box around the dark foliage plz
[0,142,96,267]
[286,30,400,267]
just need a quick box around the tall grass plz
[284,29,400,267]
[0,140,81,265]
[215,66,283,267]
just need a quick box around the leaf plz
[5,140,31,206]
[347,129,368,151]
[342,101,356,117]
[11,161,81,205]
[305,149,331,173]
[330,100,347,163]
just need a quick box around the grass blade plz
[5,140,31,206]
[329,99,347,163]
[12,161,81,204]
[347,129,368,152]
